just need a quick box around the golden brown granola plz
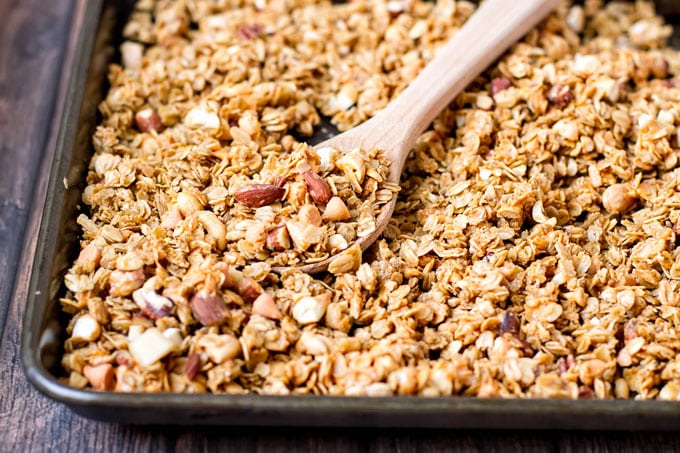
[60,0,680,400]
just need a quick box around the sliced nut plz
[266,225,291,252]
[315,146,339,172]
[163,327,183,349]
[196,210,227,249]
[499,311,520,335]
[120,41,144,70]
[132,287,175,320]
[190,291,228,326]
[336,153,366,192]
[83,364,114,390]
[219,264,244,289]
[236,278,262,303]
[135,107,164,133]
[286,221,323,251]
[299,204,322,226]
[602,183,637,214]
[184,352,201,381]
[303,171,332,205]
[71,314,101,343]
[129,327,176,367]
[176,191,204,216]
[490,76,512,97]
[236,23,263,40]
[252,292,282,320]
[566,5,585,33]
[292,294,331,324]
[244,221,268,245]
[109,269,145,297]
[116,251,144,271]
[185,104,221,132]
[196,333,241,364]
[324,302,351,332]
[76,243,101,273]
[161,207,183,229]
[128,324,145,342]
[476,94,494,111]
[296,331,329,355]
[322,196,351,222]
[327,233,349,253]
[328,243,362,275]
[548,84,573,109]
[233,183,285,207]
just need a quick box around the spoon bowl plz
[279,0,559,274]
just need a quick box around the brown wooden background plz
[2,0,680,450]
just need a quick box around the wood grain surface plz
[2,0,680,451]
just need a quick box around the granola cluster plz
[60,0,680,400]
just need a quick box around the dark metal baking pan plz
[21,0,680,428]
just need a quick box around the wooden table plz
[2,0,680,450]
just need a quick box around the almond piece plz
[328,243,362,275]
[184,352,201,381]
[135,107,164,133]
[602,183,637,214]
[237,278,262,303]
[133,287,175,320]
[327,233,349,252]
[266,225,291,252]
[76,244,101,273]
[83,364,115,391]
[476,94,494,111]
[190,291,228,326]
[499,311,520,335]
[196,334,241,364]
[161,207,183,229]
[237,23,263,40]
[490,76,512,97]
[120,41,144,70]
[299,204,322,226]
[303,171,332,205]
[185,104,221,132]
[322,196,351,222]
[286,221,323,251]
[315,146,339,172]
[176,191,204,216]
[244,221,268,245]
[547,84,573,109]
[233,184,285,207]
[219,264,244,289]
[71,314,101,343]
[109,269,145,297]
[292,294,331,324]
[252,292,282,320]
[196,210,227,250]
[129,327,176,367]
[286,180,308,210]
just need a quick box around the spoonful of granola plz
[231,0,559,274]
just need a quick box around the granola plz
[60,0,680,400]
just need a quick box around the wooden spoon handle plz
[378,0,559,162]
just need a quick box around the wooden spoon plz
[284,0,559,274]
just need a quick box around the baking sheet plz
[21,0,680,428]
